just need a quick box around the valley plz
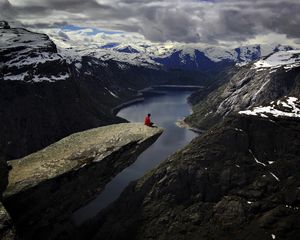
[73,89,198,225]
[0,20,300,240]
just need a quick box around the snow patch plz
[239,97,300,118]
[3,72,28,81]
[75,62,82,69]
[253,50,300,71]
[249,149,267,167]
[32,73,69,82]
[285,205,299,210]
[117,62,128,70]
[269,171,280,182]
[234,128,244,132]
[105,88,119,98]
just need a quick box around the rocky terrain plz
[1,20,300,240]
[185,50,300,130]
[2,123,162,240]
[71,50,300,240]
[0,202,15,240]
[85,113,300,240]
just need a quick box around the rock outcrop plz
[3,123,163,240]
[87,115,300,240]
[0,202,15,240]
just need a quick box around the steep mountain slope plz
[0,24,126,161]
[88,115,300,240]
[0,23,166,161]
[82,52,300,240]
[185,50,300,130]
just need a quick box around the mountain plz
[82,50,300,240]
[185,49,300,129]
[1,21,300,240]
[0,22,214,161]
[44,27,293,72]
[0,23,156,160]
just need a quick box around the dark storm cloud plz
[1,0,299,44]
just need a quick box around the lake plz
[72,90,198,224]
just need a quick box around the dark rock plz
[0,202,16,240]
[0,21,10,29]
[185,60,300,130]
[87,115,300,240]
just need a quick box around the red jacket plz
[144,116,151,126]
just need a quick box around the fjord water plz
[73,90,197,224]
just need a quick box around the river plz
[72,90,198,224]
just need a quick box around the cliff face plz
[88,115,300,240]
[0,160,8,201]
[0,24,125,161]
[185,50,300,130]
[3,123,163,240]
[82,50,300,240]
[0,23,208,162]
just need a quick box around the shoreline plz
[176,119,205,134]
[111,97,145,115]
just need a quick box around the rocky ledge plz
[2,123,162,240]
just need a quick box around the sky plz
[1,0,300,48]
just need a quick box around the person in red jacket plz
[144,113,154,127]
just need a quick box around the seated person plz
[144,113,154,127]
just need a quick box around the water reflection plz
[72,90,197,224]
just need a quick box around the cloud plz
[1,0,300,46]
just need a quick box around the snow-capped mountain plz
[41,27,294,72]
[66,42,294,71]
[253,50,300,71]
[0,21,204,160]
[0,25,70,83]
[1,20,299,160]
[0,22,156,160]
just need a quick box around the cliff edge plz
[3,123,163,239]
